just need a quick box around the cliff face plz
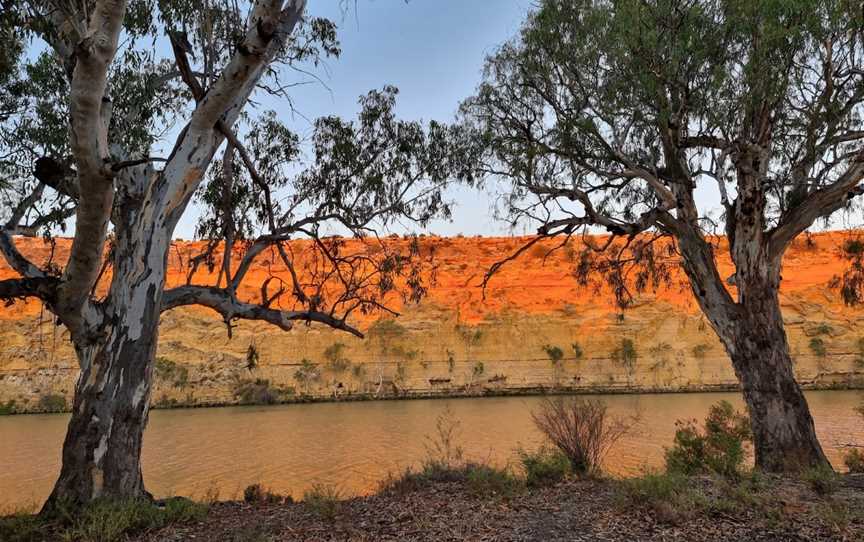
[1,232,863,412]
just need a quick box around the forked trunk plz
[720,280,830,472]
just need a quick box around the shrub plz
[519,446,571,488]
[665,400,751,478]
[472,361,485,378]
[618,471,698,525]
[243,483,283,504]
[803,464,839,495]
[293,359,321,394]
[692,344,710,359]
[571,342,584,360]
[844,449,864,473]
[611,338,637,369]
[809,337,827,357]
[542,344,564,365]
[531,398,630,476]
[234,379,291,405]
[0,400,17,415]
[303,484,341,521]
[38,393,67,413]
[154,357,189,388]
[465,464,523,499]
[7,498,209,542]
[323,343,351,373]
[424,407,464,468]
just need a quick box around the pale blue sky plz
[174,1,536,239]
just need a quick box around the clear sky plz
[174,1,535,239]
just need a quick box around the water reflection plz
[1,390,861,508]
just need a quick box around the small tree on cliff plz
[0,1,470,510]
[461,0,864,472]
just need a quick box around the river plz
[1,390,862,510]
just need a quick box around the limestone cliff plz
[1,232,863,412]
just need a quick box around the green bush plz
[571,342,584,360]
[0,498,207,542]
[844,449,864,473]
[234,379,291,405]
[692,344,710,359]
[323,343,351,373]
[154,357,190,388]
[243,483,283,504]
[611,338,637,369]
[303,484,341,521]
[809,337,827,357]
[542,344,564,365]
[803,464,839,495]
[519,446,571,488]
[665,400,751,478]
[38,393,67,413]
[618,471,698,525]
[0,400,17,415]
[465,464,523,499]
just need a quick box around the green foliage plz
[472,361,485,378]
[611,338,637,369]
[446,349,456,372]
[243,484,283,505]
[465,464,523,499]
[323,342,351,373]
[455,323,483,346]
[813,323,833,336]
[518,446,571,488]
[803,464,839,496]
[234,379,292,405]
[665,401,752,478]
[571,342,584,360]
[38,393,67,413]
[808,337,827,358]
[303,484,341,521]
[691,344,710,359]
[155,357,190,388]
[0,498,207,542]
[843,449,864,473]
[0,399,16,415]
[542,344,564,365]
[618,471,700,525]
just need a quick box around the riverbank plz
[4,471,863,541]
[2,379,863,417]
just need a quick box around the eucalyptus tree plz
[461,0,864,472]
[0,0,469,509]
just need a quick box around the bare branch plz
[161,285,363,337]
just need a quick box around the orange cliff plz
[1,231,863,412]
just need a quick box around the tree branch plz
[161,285,363,338]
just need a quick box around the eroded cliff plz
[1,232,863,412]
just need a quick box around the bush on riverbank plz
[518,446,571,488]
[665,400,752,478]
[531,397,631,476]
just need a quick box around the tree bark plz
[43,207,169,511]
[695,293,830,474]
[718,281,830,472]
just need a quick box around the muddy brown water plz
[1,390,862,509]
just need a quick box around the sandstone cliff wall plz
[1,232,863,412]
